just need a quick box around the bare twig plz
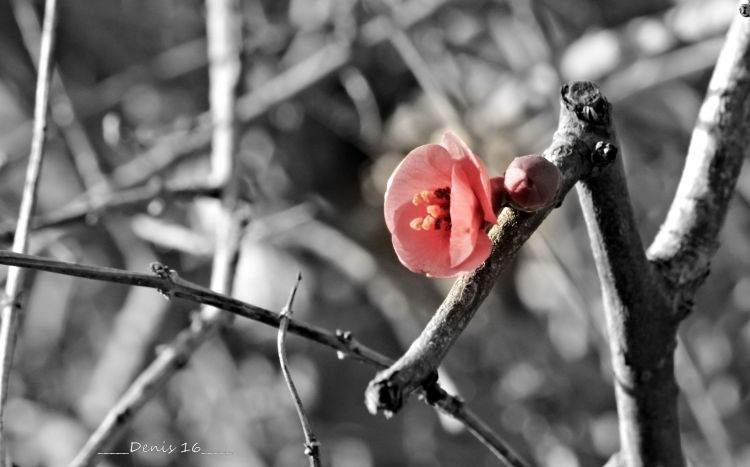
[107,120,213,189]
[338,67,382,147]
[11,0,108,189]
[603,37,724,102]
[0,251,527,466]
[277,273,321,467]
[421,382,530,467]
[0,0,58,463]
[364,81,615,418]
[197,0,243,320]
[0,181,221,242]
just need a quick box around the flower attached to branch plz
[384,132,497,278]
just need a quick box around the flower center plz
[409,187,452,232]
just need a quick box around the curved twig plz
[277,273,321,467]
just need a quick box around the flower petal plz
[441,132,497,224]
[454,231,492,273]
[449,165,482,267]
[390,202,453,276]
[384,143,454,232]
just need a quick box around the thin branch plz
[107,121,212,189]
[422,382,530,467]
[0,182,221,242]
[201,0,243,318]
[367,0,465,131]
[364,81,615,418]
[0,251,527,466]
[11,0,108,189]
[277,273,321,467]
[647,8,750,304]
[338,67,382,148]
[574,83,684,467]
[0,0,58,464]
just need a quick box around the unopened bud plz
[503,155,561,212]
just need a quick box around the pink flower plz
[384,132,497,278]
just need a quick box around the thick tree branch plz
[573,83,685,467]
[647,7,750,304]
[365,82,615,417]
[600,9,750,467]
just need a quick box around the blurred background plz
[0,0,748,466]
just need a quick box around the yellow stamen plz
[409,217,424,230]
[426,204,448,218]
[408,186,452,232]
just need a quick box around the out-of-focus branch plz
[10,1,178,436]
[0,0,58,464]
[647,7,750,307]
[69,1,244,463]
[107,0,448,189]
[12,0,108,188]
[364,82,615,417]
[0,181,221,242]
[574,84,684,467]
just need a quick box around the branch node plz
[303,439,320,456]
[334,329,353,360]
[365,374,401,418]
[592,141,618,166]
[561,81,611,127]
[335,329,352,342]
[149,261,177,300]
[418,372,447,406]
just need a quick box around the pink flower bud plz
[503,155,561,212]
